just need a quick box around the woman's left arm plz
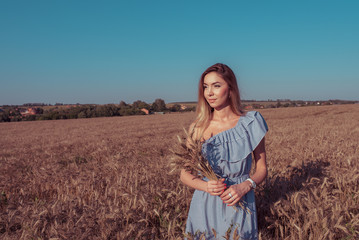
[249,137,268,186]
[221,138,267,206]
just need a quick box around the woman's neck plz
[212,105,238,122]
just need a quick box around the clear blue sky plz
[1,0,358,105]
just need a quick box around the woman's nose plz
[207,87,214,96]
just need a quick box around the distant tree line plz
[0,99,195,122]
[1,99,357,123]
[242,99,358,109]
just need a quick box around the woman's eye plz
[214,85,221,88]
[203,85,208,89]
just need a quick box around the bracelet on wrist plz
[245,178,256,189]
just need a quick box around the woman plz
[180,63,268,239]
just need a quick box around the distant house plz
[141,108,149,115]
[19,108,28,115]
[20,107,39,116]
[244,105,254,110]
[180,104,187,110]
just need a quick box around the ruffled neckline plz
[203,116,244,143]
[202,111,261,146]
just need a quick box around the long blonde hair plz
[191,63,244,140]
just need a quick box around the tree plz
[78,112,87,118]
[36,107,44,114]
[119,106,135,116]
[170,104,181,112]
[119,101,127,108]
[95,105,119,117]
[132,100,150,110]
[152,98,166,112]
[0,112,10,122]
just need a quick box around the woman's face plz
[203,72,230,110]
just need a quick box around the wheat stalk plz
[170,128,250,214]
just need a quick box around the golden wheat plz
[0,105,358,239]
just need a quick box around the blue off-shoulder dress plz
[185,111,268,240]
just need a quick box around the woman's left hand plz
[220,181,252,206]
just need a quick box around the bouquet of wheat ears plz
[170,128,250,214]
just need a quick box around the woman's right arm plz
[180,169,226,196]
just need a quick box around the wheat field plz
[0,104,358,239]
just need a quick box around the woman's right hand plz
[206,178,226,196]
